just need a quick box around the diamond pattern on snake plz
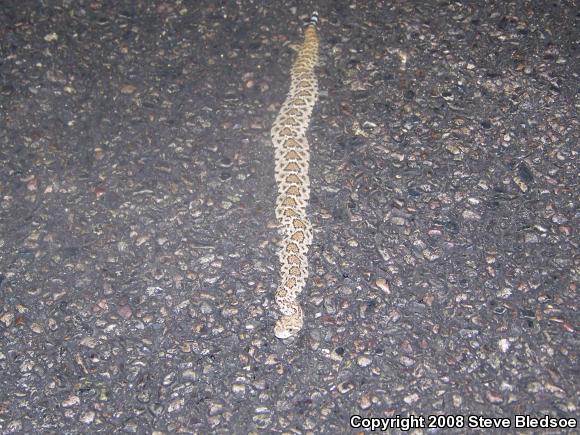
[270,12,320,339]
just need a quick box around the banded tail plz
[306,11,319,27]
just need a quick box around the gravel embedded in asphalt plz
[0,1,578,433]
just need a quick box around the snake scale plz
[270,12,319,339]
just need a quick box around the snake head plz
[274,314,304,339]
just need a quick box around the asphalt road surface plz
[0,1,578,433]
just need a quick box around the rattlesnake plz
[271,12,319,339]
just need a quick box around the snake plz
[270,12,319,339]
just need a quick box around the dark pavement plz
[0,1,578,433]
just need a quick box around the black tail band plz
[306,11,318,27]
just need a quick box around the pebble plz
[545,383,566,398]
[167,398,184,413]
[62,395,80,408]
[422,248,440,261]
[232,384,246,394]
[559,225,571,235]
[117,305,132,319]
[0,312,14,327]
[124,421,138,432]
[163,372,175,386]
[357,355,372,367]
[359,394,372,410]
[330,347,344,361]
[391,216,406,226]
[527,382,542,393]
[403,393,419,404]
[200,301,213,314]
[513,176,528,192]
[79,411,95,424]
[462,210,481,221]
[120,84,136,94]
[374,278,390,293]
[337,381,354,394]
[486,391,503,404]
[304,417,317,430]
[209,402,224,416]
[446,144,462,155]
[7,420,23,432]
[524,233,539,243]
[44,32,58,42]
[551,214,567,224]
[252,414,271,429]
[497,287,512,298]
[221,307,239,317]
[498,338,511,352]
[80,336,98,348]
[500,381,514,392]
[149,403,164,417]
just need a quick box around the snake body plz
[271,12,319,338]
